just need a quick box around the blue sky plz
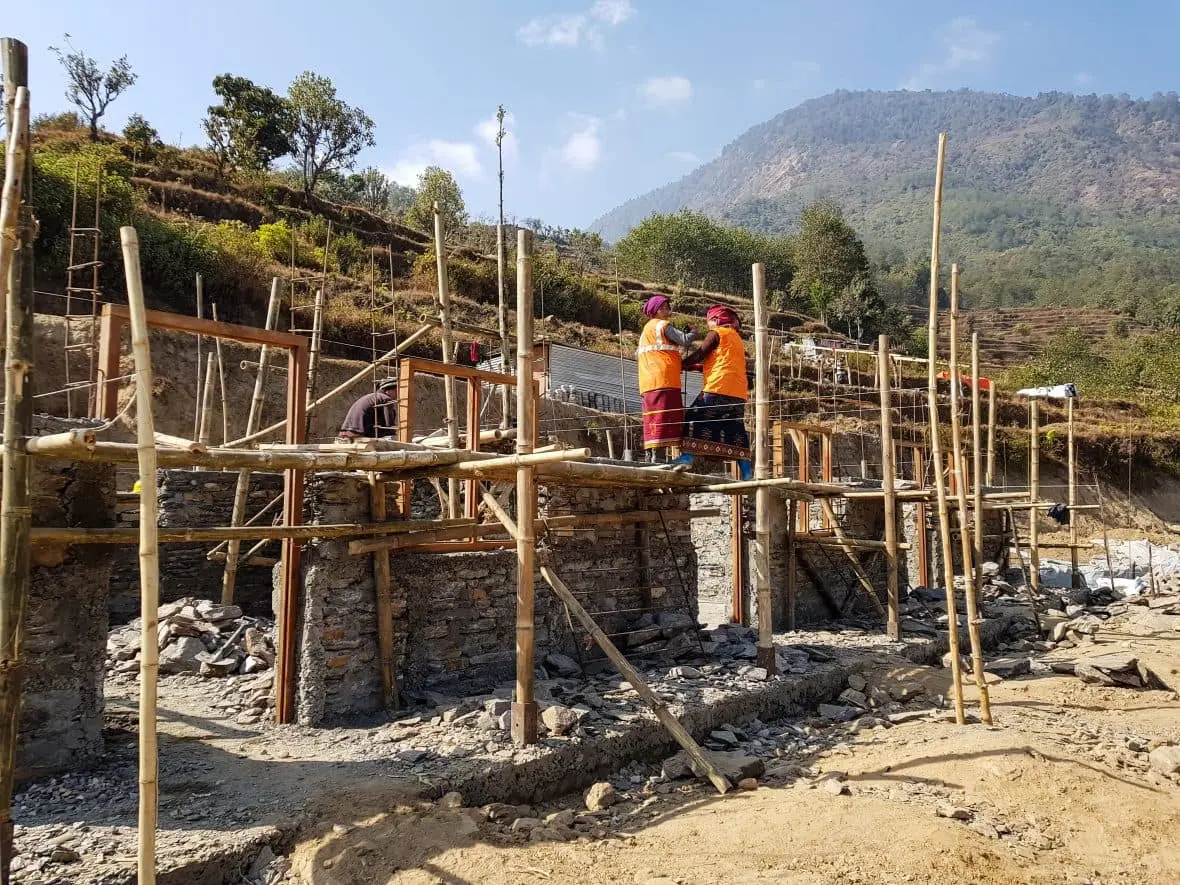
[9,1,1180,228]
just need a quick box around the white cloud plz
[903,17,999,90]
[641,75,693,107]
[591,0,635,26]
[560,116,602,170]
[752,78,768,91]
[1074,72,1096,87]
[386,140,483,186]
[517,0,635,49]
[666,150,700,165]
[474,112,518,163]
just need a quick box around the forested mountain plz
[592,90,1180,319]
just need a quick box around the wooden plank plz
[400,355,517,387]
[276,341,309,726]
[878,335,900,640]
[539,564,730,795]
[102,303,305,349]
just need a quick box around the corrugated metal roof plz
[481,343,703,416]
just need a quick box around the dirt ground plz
[285,613,1180,885]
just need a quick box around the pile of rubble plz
[106,597,277,679]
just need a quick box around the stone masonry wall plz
[19,417,116,780]
[110,469,285,623]
[293,477,700,725]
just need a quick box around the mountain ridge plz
[592,88,1180,314]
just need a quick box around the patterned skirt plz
[641,388,684,449]
[680,391,750,461]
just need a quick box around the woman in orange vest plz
[670,304,752,480]
[637,295,695,459]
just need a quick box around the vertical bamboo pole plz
[511,229,538,746]
[1067,397,1079,589]
[221,281,281,605]
[924,132,966,724]
[120,226,160,885]
[433,203,460,519]
[192,273,203,440]
[211,305,229,445]
[785,498,797,631]
[0,49,32,882]
[985,381,997,487]
[197,353,216,446]
[305,287,326,407]
[1029,398,1041,594]
[878,335,900,641]
[949,267,991,723]
[751,264,776,674]
[496,223,512,428]
[971,333,985,602]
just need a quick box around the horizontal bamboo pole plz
[24,429,96,454]
[153,432,208,454]
[796,534,912,552]
[32,517,479,546]
[350,521,510,553]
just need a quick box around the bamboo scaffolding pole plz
[207,492,282,558]
[786,499,797,631]
[306,287,326,410]
[925,132,966,725]
[496,222,511,429]
[153,432,207,454]
[879,334,900,640]
[949,268,991,724]
[192,273,203,441]
[751,263,776,673]
[222,284,281,604]
[226,324,430,448]
[197,352,216,446]
[35,517,480,546]
[796,535,911,552]
[1005,505,1041,633]
[0,53,31,884]
[1029,398,1041,593]
[25,428,96,454]
[210,305,229,444]
[986,380,997,487]
[1093,470,1115,594]
[1068,397,1079,589]
[368,475,398,709]
[512,229,538,746]
[120,226,160,885]
[539,563,730,794]
[971,331,987,639]
[817,499,888,617]
[481,489,518,539]
[433,205,460,519]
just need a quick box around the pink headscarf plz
[707,304,741,330]
[643,295,670,318]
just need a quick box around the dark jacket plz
[340,391,396,438]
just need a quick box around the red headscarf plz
[707,304,741,330]
[643,295,670,318]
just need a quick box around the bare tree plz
[50,35,137,139]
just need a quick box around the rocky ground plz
[281,590,1180,885]
[9,564,1180,885]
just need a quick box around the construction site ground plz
[11,566,1180,885]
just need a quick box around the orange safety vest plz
[637,319,682,393]
[702,326,748,399]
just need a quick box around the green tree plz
[49,35,137,139]
[387,182,417,217]
[568,229,605,273]
[122,113,160,159]
[406,166,467,236]
[790,202,870,325]
[203,75,295,175]
[287,72,375,192]
[346,167,391,214]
